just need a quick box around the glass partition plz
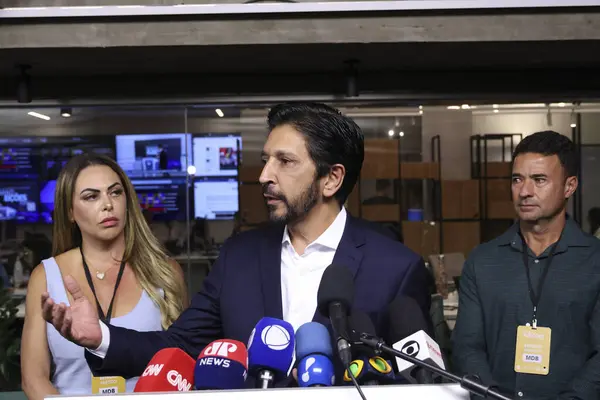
[0,99,592,393]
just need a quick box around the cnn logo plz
[203,341,237,357]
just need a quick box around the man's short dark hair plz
[512,130,578,178]
[267,102,364,205]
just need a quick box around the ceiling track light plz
[61,107,72,118]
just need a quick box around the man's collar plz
[498,214,592,251]
[282,207,347,250]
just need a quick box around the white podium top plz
[48,384,470,400]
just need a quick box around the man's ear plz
[565,176,578,199]
[322,164,346,199]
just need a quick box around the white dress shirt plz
[281,207,347,332]
[89,207,348,357]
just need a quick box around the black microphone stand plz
[358,334,514,400]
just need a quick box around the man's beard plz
[264,180,320,225]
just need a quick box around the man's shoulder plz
[466,235,507,263]
[221,223,284,251]
[353,218,421,264]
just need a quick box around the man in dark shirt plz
[453,131,600,400]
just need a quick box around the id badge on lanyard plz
[513,235,559,376]
[81,247,128,394]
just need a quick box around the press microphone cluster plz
[355,296,513,400]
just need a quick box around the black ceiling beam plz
[1,69,600,103]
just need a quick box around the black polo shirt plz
[452,218,600,400]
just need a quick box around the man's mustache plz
[262,185,284,200]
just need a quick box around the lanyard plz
[80,247,126,324]
[520,233,561,329]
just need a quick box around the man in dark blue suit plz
[42,103,431,383]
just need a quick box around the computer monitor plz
[192,134,241,178]
[0,181,40,223]
[132,178,189,222]
[116,133,192,179]
[193,177,238,220]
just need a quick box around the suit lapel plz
[259,223,285,320]
[313,215,366,324]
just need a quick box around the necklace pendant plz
[96,271,105,280]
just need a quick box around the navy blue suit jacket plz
[86,214,432,382]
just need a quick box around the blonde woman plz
[21,153,187,399]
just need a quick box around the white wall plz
[422,108,473,180]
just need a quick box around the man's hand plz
[41,275,102,349]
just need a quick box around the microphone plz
[344,310,396,386]
[317,263,354,367]
[298,355,335,387]
[194,339,248,390]
[342,355,395,386]
[295,322,335,387]
[133,348,195,392]
[388,295,445,384]
[247,317,295,389]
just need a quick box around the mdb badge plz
[91,375,126,394]
[514,325,552,376]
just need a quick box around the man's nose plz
[519,180,534,197]
[259,160,274,185]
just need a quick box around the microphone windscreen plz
[194,339,248,390]
[317,264,354,317]
[247,317,295,380]
[350,310,376,336]
[348,309,378,356]
[388,295,430,342]
[134,348,195,392]
[295,322,333,361]
[297,354,335,387]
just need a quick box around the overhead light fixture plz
[419,110,423,115]
[61,107,72,118]
[418,105,423,110]
[215,109,224,117]
[447,106,460,110]
[461,104,470,109]
[558,102,566,107]
[187,165,197,175]
[399,131,405,137]
[546,104,553,127]
[388,129,394,137]
[571,108,577,128]
[28,111,50,121]
[494,109,499,113]
[493,104,499,109]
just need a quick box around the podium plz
[49,384,470,399]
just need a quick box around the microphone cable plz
[345,363,367,400]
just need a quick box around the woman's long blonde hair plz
[52,153,186,329]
